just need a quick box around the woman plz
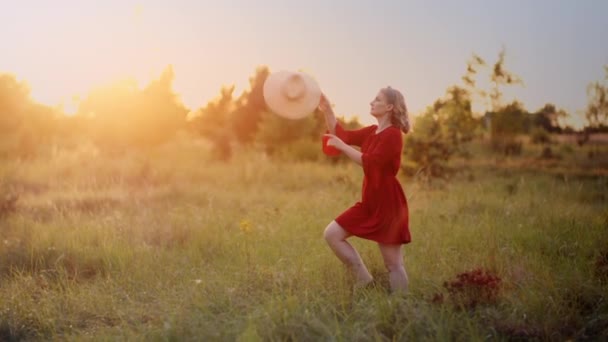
[319,86,411,294]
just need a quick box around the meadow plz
[1,136,607,341]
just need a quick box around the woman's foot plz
[352,264,374,288]
[354,276,374,289]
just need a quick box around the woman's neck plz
[375,114,392,133]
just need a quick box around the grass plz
[1,138,607,341]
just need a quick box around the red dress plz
[333,123,411,245]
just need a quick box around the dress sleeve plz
[361,129,402,175]
[334,123,376,147]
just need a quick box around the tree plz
[255,102,327,161]
[77,65,188,152]
[138,65,188,145]
[232,66,270,144]
[585,65,608,127]
[435,86,479,145]
[461,49,523,115]
[486,101,529,155]
[189,85,235,160]
[255,110,321,159]
[0,73,30,133]
[462,48,527,154]
[532,103,567,133]
[489,48,523,111]
[0,73,58,158]
[462,53,488,112]
[403,86,478,178]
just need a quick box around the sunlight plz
[1,1,607,339]
[60,95,80,116]
[133,3,144,20]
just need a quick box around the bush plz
[490,136,523,156]
[595,250,608,282]
[0,194,18,219]
[273,138,322,162]
[530,127,552,144]
[540,146,559,159]
[559,143,574,155]
[442,268,502,309]
[1,240,107,282]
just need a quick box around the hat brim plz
[263,70,321,120]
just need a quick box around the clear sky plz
[2,0,607,127]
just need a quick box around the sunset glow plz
[2,1,607,128]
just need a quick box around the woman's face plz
[370,91,393,118]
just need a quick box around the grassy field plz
[1,137,607,341]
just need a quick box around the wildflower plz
[239,219,252,234]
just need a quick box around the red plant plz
[443,268,502,309]
[595,251,608,281]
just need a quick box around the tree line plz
[1,50,606,172]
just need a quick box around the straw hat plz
[263,70,321,120]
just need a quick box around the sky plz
[2,0,607,128]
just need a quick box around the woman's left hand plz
[323,133,345,150]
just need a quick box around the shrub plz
[0,194,18,219]
[530,126,552,144]
[490,136,523,156]
[443,268,502,309]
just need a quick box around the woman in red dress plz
[319,86,411,294]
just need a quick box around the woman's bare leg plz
[324,221,373,286]
[378,243,409,294]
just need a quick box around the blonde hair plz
[381,86,410,134]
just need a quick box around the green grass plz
[1,139,607,341]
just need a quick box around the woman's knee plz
[323,221,347,243]
[379,244,404,271]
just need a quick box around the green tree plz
[140,65,188,143]
[585,65,608,127]
[0,73,30,133]
[232,66,270,144]
[461,49,523,115]
[464,48,527,154]
[255,110,321,157]
[489,48,523,111]
[486,101,529,155]
[77,65,187,152]
[340,115,364,131]
[462,53,488,111]
[532,103,567,133]
[189,85,235,161]
[403,86,478,178]
[0,73,58,158]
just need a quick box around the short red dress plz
[333,123,411,245]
